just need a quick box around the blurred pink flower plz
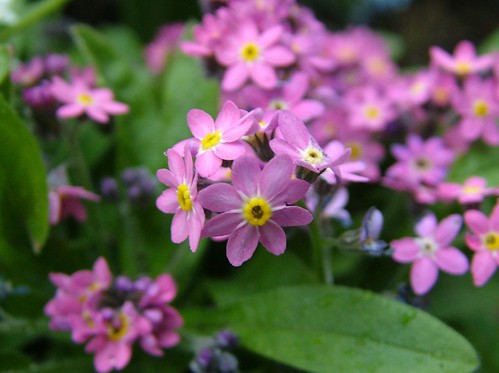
[438,176,499,205]
[49,185,100,225]
[145,23,184,74]
[392,213,468,295]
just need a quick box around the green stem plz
[309,204,334,285]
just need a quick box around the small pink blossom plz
[391,213,468,295]
[198,154,312,266]
[464,203,499,286]
[438,176,499,205]
[49,185,100,225]
[215,20,295,91]
[156,145,205,252]
[51,76,129,123]
[430,40,494,77]
[145,23,184,74]
[176,100,257,177]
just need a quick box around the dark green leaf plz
[479,27,499,53]
[187,285,479,373]
[447,143,499,186]
[0,95,48,253]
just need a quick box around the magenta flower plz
[178,100,256,177]
[49,185,100,225]
[464,203,499,286]
[391,213,469,295]
[156,145,205,252]
[438,176,499,205]
[430,40,494,77]
[198,154,312,266]
[145,23,184,74]
[50,76,129,123]
[215,20,295,91]
[320,140,369,185]
[452,77,499,145]
[11,57,45,86]
[270,110,343,173]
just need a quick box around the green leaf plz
[447,143,499,186]
[0,0,69,41]
[188,285,479,373]
[0,95,48,253]
[377,30,405,61]
[0,351,31,371]
[479,27,499,53]
[0,44,10,85]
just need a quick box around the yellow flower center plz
[270,99,288,110]
[201,131,222,151]
[177,184,192,211]
[346,141,362,160]
[462,185,482,195]
[77,93,94,106]
[455,61,471,76]
[484,232,499,251]
[240,42,261,63]
[363,105,380,121]
[302,146,324,165]
[243,197,272,226]
[107,313,129,342]
[473,99,489,118]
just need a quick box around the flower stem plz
[309,207,334,285]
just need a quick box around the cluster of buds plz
[45,257,183,372]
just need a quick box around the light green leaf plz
[0,0,69,41]
[188,285,479,373]
[479,27,499,54]
[447,143,499,186]
[0,95,48,253]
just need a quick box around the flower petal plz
[260,154,294,200]
[250,63,277,90]
[198,183,242,212]
[156,189,178,214]
[415,213,437,237]
[187,109,215,139]
[464,209,489,235]
[391,238,419,263]
[259,221,286,255]
[271,206,313,227]
[435,248,469,274]
[226,224,259,266]
[195,151,222,177]
[231,156,261,197]
[471,251,497,286]
[434,214,462,246]
[222,63,249,92]
[411,257,438,295]
[171,210,188,243]
[201,212,242,238]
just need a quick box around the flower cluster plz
[45,257,183,372]
[12,54,128,127]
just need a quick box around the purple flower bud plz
[215,330,239,349]
[22,81,55,109]
[218,351,239,373]
[115,276,133,292]
[44,54,69,75]
[100,177,119,201]
[196,347,215,369]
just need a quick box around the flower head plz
[198,154,312,266]
[391,213,468,295]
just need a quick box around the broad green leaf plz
[0,44,9,84]
[0,95,48,253]
[0,0,69,41]
[188,285,479,373]
[447,143,499,186]
[0,351,31,371]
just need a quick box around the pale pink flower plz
[438,176,499,205]
[321,140,369,185]
[464,203,499,286]
[391,213,468,295]
[215,20,295,91]
[176,100,256,177]
[198,155,312,266]
[156,145,205,252]
[145,23,184,74]
[430,40,494,77]
[49,185,100,225]
[50,76,129,123]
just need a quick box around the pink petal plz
[231,156,261,197]
[157,168,177,188]
[195,151,222,177]
[171,210,188,243]
[454,40,475,60]
[250,63,277,90]
[259,155,294,200]
[434,214,462,246]
[198,183,242,212]
[259,221,286,255]
[102,101,129,115]
[156,189,178,214]
[222,63,249,92]
[215,100,241,132]
[471,251,497,286]
[201,212,242,238]
[272,179,310,205]
[391,238,419,263]
[415,213,437,237]
[49,191,61,225]
[187,215,204,252]
[465,232,482,251]
[490,203,499,231]
[213,142,246,160]
[166,148,186,183]
[411,257,439,295]
[435,248,469,274]
[269,138,299,158]
[226,224,259,266]
[464,209,489,235]
[86,106,109,123]
[271,206,313,227]
[292,100,325,122]
[264,46,295,66]
[277,110,310,149]
[57,103,84,119]
[258,25,283,48]
[187,109,215,139]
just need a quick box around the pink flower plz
[198,154,312,266]
[320,140,369,184]
[464,203,499,286]
[145,23,184,74]
[156,145,205,252]
[49,185,100,225]
[438,176,499,205]
[50,76,129,123]
[11,57,45,86]
[452,77,499,145]
[215,20,295,91]
[391,213,468,295]
[270,110,344,173]
[430,40,494,77]
[177,100,256,177]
